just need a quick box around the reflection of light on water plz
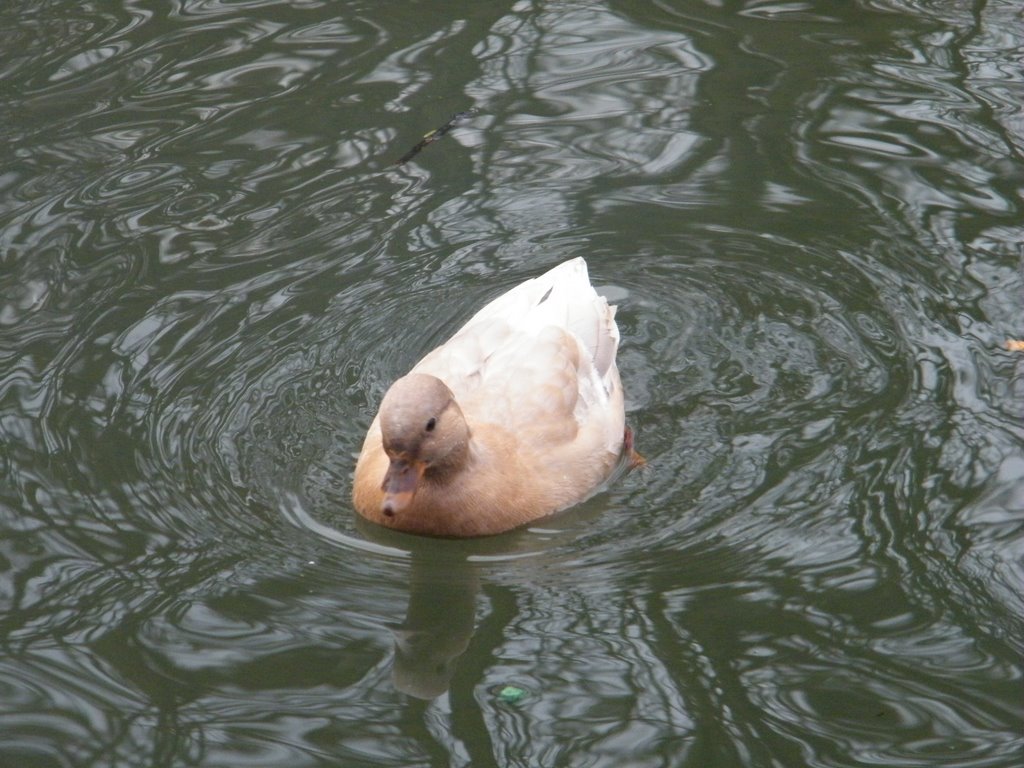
[280,489,602,565]
[467,548,558,564]
[279,492,411,560]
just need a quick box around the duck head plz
[378,373,470,517]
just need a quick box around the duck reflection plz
[351,513,571,700]
[390,554,479,699]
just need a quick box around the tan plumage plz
[353,257,626,537]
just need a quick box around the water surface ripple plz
[1,1,1021,766]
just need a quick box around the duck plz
[353,257,633,537]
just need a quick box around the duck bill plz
[381,458,426,516]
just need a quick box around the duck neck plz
[424,432,473,485]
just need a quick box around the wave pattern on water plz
[0,0,1021,766]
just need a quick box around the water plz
[1,0,1022,765]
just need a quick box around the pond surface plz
[1,1,1022,766]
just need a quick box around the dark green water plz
[1,1,1022,766]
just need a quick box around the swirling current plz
[0,1,1021,766]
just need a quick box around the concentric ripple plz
[1,0,1022,766]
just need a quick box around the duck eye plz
[425,418,437,432]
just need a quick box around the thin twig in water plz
[394,108,479,165]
